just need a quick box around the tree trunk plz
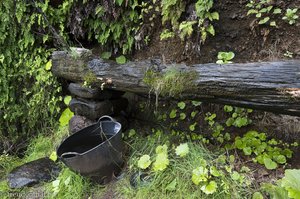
[51,49,300,116]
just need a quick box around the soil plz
[133,0,300,64]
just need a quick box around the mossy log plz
[52,48,300,116]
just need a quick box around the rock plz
[68,83,124,100]
[7,158,60,189]
[69,115,95,134]
[70,98,129,120]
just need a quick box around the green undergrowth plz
[116,131,255,199]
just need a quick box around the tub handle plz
[61,152,80,159]
[98,115,116,122]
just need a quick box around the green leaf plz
[216,60,224,64]
[179,113,186,120]
[166,179,177,191]
[169,109,177,119]
[137,155,151,169]
[281,169,300,199]
[177,102,186,109]
[192,166,209,185]
[156,144,168,154]
[263,157,277,170]
[210,166,221,177]
[153,153,169,171]
[189,123,197,131]
[175,143,189,157]
[191,111,198,118]
[192,101,201,106]
[59,108,74,126]
[211,12,219,20]
[206,24,215,36]
[252,192,264,199]
[224,105,233,112]
[100,51,111,59]
[247,9,258,15]
[64,96,72,105]
[226,118,234,127]
[270,21,277,26]
[273,8,282,14]
[116,55,126,64]
[231,171,241,181]
[49,151,57,162]
[201,181,218,194]
[243,147,252,155]
[45,60,52,71]
[259,17,270,24]
[128,129,136,138]
[256,13,262,18]
[115,0,123,6]
[52,179,60,188]
[233,117,248,127]
[274,155,286,164]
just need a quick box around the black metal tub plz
[57,116,123,180]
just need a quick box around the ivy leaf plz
[166,179,177,191]
[49,151,57,162]
[156,144,168,154]
[169,109,177,119]
[177,102,186,109]
[201,181,218,194]
[45,60,52,71]
[175,143,189,157]
[116,55,126,64]
[192,166,209,185]
[59,108,74,126]
[138,155,151,169]
[263,157,277,170]
[64,96,72,105]
[153,153,169,171]
[100,51,111,59]
[281,169,300,199]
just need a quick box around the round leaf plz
[138,155,151,169]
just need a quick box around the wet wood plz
[52,48,300,116]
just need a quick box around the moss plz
[83,71,98,88]
[143,68,197,107]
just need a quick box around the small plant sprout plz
[282,8,299,25]
[216,52,235,64]
[138,155,152,169]
[175,143,189,157]
[284,51,293,58]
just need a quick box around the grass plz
[115,131,255,199]
[0,126,262,199]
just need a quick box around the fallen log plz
[52,48,300,116]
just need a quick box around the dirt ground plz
[133,0,300,64]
